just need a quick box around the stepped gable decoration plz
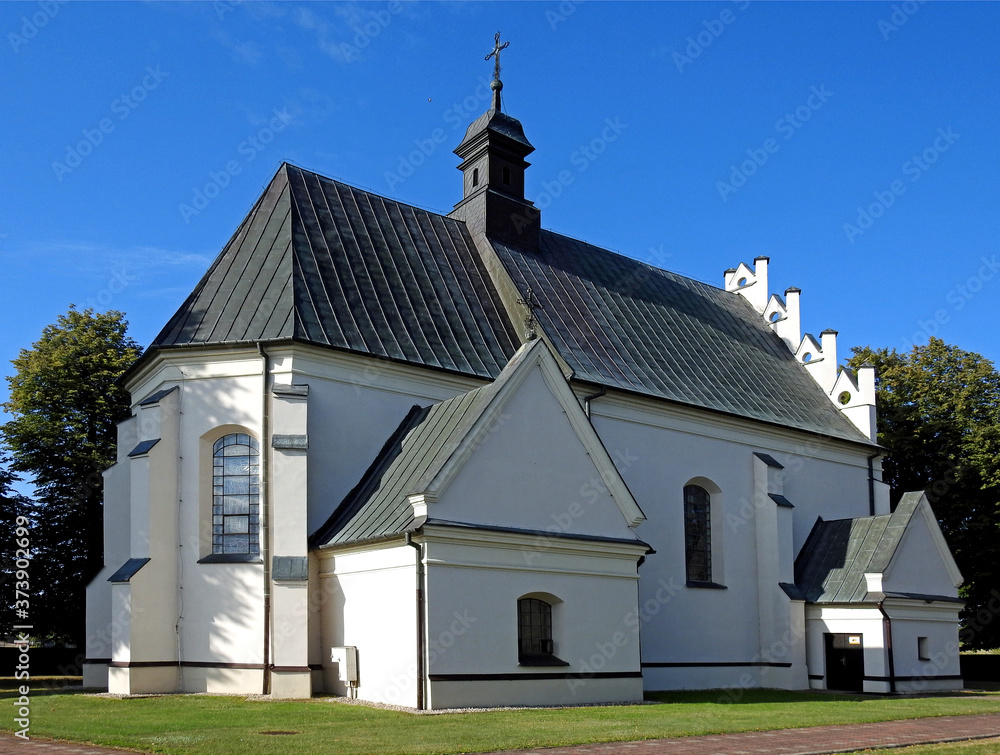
[725,257,877,441]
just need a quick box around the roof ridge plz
[281,160,454,219]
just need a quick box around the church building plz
[84,44,964,708]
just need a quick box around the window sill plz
[198,553,263,564]
[518,654,570,667]
[686,580,727,590]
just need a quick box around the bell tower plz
[449,33,540,250]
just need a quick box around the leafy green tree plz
[1,308,141,646]
[849,338,1000,649]
[0,456,36,640]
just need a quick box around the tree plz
[1,308,141,646]
[848,338,1000,649]
[0,456,37,640]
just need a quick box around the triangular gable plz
[313,339,645,549]
[793,491,962,603]
[882,492,963,595]
[414,339,644,525]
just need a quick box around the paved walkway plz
[2,713,999,754]
[485,714,1000,754]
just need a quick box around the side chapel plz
[85,39,963,708]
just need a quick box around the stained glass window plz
[212,433,260,555]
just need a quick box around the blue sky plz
[2,0,998,421]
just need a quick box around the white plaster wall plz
[430,677,643,709]
[178,563,264,668]
[886,603,963,692]
[318,545,418,707]
[805,606,888,693]
[589,396,873,689]
[85,415,136,683]
[422,533,644,708]
[129,395,180,679]
[122,362,269,690]
[170,370,266,682]
[269,347,483,535]
[884,516,960,597]
[425,542,641,666]
[436,368,638,540]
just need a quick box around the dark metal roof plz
[152,164,520,380]
[108,557,150,583]
[456,108,534,153]
[127,438,160,457]
[490,232,871,444]
[138,386,178,406]
[149,162,870,445]
[792,492,922,603]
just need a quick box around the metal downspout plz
[258,343,272,695]
[877,599,896,694]
[867,452,881,516]
[582,387,606,418]
[405,532,425,710]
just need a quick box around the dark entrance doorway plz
[825,633,864,691]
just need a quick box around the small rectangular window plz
[918,636,929,661]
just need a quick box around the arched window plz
[684,484,711,583]
[212,433,260,555]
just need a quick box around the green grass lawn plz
[2,680,999,755]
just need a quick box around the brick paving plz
[485,714,1000,755]
[1,713,999,754]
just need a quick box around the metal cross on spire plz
[485,32,509,110]
[485,31,509,83]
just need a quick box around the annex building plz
[85,52,963,708]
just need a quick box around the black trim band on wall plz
[641,662,792,668]
[270,666,312,673]
[428,671,643,682]
[808,674,825,680]
[84,658,112,665]
[864,674,963,683]
[107,661,265,670]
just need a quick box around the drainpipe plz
[258,343,272,695]
[867,452,880,516]
[582,387,606,418]
[404,532,425,710]
[877,599,896,694]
